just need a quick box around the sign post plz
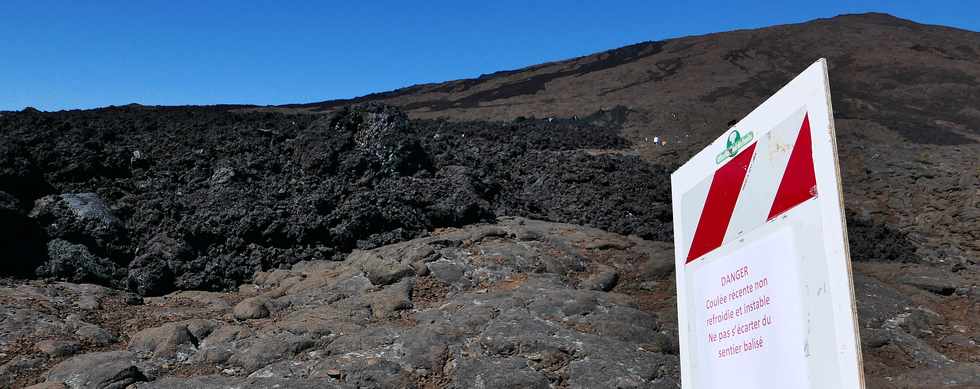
[671,59,864,388]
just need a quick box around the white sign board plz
[671,59,864,389]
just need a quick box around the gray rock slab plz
[45,351,145,389]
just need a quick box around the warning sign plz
[671,59,864,389]
[694,227,807,387]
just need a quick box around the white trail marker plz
[671,59,864,389]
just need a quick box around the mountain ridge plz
[278,13,936,108]
[280,13,978,127]
[273,12,980,267]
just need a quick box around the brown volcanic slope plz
[285,12,980,266]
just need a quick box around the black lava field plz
[0,103,914,296]
[0,104,673,295]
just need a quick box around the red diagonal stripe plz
[768,114,817,221]
[687,142,756,263]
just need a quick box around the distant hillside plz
[286,13,979,143]
[281,12,980,265]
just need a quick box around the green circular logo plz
[716,129,754,164]
[725,130,742,157]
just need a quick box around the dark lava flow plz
[0,104,671,295]
[0,103,913,296]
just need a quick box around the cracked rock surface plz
[6,218,682,388]
[3,217,978,388]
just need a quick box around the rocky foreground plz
[1,217,977,388]
[4,218,677,388]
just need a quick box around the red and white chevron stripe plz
[682,109,817,263]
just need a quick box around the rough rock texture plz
[42,239,124,287]
[29,193,127,256]
[35,340,81,358]
[0,103,672,296]
[852,262,980,388]
[5,219,681,388]
[233,297,270,320]
[5,218,974,388]
[136,376,350,389]
[45,351,145,389]
[0,102,921,299]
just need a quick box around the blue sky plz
[2,1,977,111]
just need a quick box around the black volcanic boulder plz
[40,239,124,287]
[29,193,128,259]
[349,103,430,175]
[127,233,185,296]
[127,257,175,297]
